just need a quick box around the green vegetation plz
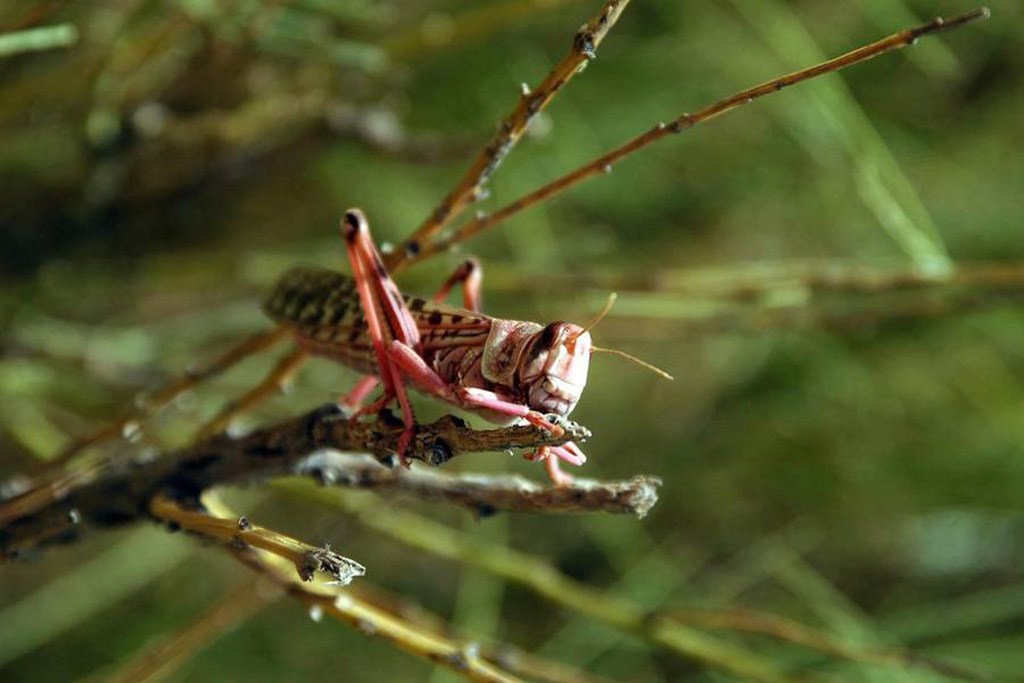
[1,1,1022,680]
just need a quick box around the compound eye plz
[535,322,562,352]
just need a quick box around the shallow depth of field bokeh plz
[2,1,1023,681]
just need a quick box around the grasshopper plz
[2,5,990,529]
[262,208,669,485]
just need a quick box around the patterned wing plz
[263,266,492,369]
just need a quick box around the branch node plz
[299,543,367,585]
[573,27,597,60]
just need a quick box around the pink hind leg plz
[341,209,423,463]
[339,255,474,415]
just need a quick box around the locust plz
[261,208,670,485]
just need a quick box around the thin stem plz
[410,8,990,265]
[197,493,523,683]
[102,578,279,683]
[234,548,523,682]
[112,493,599,683]
[52,327,289,465]
[336,574,612,683]
[286,485,792,683]
[149,492,365,584]
[387,0,633,271]
[0,23,77,58]
[288,452,659,517]
[194,347,308,440]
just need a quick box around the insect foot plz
[544,414,592,443]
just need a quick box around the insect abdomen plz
[264,266,494,377]
[263,267,360,329]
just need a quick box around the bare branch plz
[231,547,523,683]
[409,8,991,265]
[0,405,597,557]
[291,452,659,518]
[51,327,289,465]
[196,494,524,683]
[387,0,633,271]
[149,492,365,585]
[105,565,608,683]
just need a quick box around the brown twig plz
[172,493,523,683]
[0,405,601,557]
[194,347,308,440]
[104,548,605,683]
[387,0,633,270]
[51,327,289,465]
[230,545,523,683]
[407,8,991,266]
[291,451,659,518]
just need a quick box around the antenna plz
[580,292,618,335]
[591,346,674,381]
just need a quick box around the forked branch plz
[2,404,655,558]
[408,8,991,265]
[387,0,633,270]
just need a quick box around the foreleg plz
[456,387,565,436]
[432,258,483,312]
[386,343,587,484]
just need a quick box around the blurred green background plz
[2,0,1023,681]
